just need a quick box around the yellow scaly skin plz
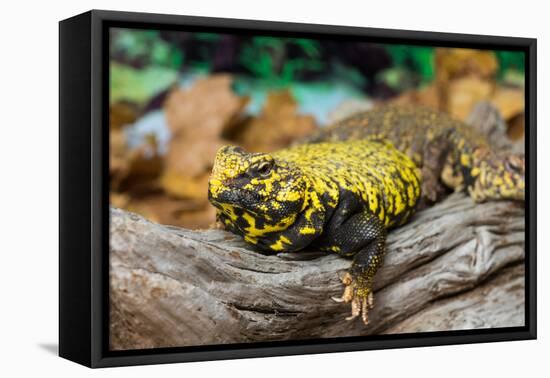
[208,140,421,324]
[306,105,525,203]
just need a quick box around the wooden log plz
[384,264,525,333]
[109,193,525,350]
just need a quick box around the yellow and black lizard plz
[207,105,525,325]
[307,105,525,203]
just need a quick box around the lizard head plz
[208,145,308,236]
[468,148,525,202]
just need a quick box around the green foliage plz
[495,51,525,78]
[239,37,324,86]
[194,32,221,42]
[186,33,222,72]
[110,28,527,100]
[110,28,183,69]
[380,46,525,89]
[384,45,435,85]
[110,62,178,105]
[331,62,368,87]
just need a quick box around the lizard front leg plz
[322,200,387,325]
[334,230,385,325]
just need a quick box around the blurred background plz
[109,27,525,229]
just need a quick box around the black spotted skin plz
[305,105,525,203]
[208,140,421,324]
[207,104,525,326]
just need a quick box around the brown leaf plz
[124,193,216,229]
[176,205,217,230]
[490,87,525,120]
[164,74,249,139]
[435,48,498,83]
[447,77,494,120]
[507,112,525,141]
[160,171,212,202]
[110,101,140,130]
[390,48,503,119]
[235,90,318,152]
[110,128,130,185]
[161,75,248,200]
[434,48,499,118]
[110,192,130,209]
[390,84,440,110]
[164,137,225,179]
[110,127,163,192]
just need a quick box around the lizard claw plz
[332,274,354,303]
[334,272,374,325]
[345,296,361,320]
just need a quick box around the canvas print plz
[108,27,526,350]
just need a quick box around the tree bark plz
[109,193,525,350]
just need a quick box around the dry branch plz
[109,193,525,350]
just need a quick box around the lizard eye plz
[252,161,273,177]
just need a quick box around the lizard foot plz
[421,177,447,204]
[332,272,374,325]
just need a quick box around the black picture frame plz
[59,9,537,368]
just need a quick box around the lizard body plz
[305,105,525,203]
[209,139,420,324]
[207,105,525,325]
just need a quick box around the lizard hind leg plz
[420,136,453,205]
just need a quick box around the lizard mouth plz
[208,184,263,207]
